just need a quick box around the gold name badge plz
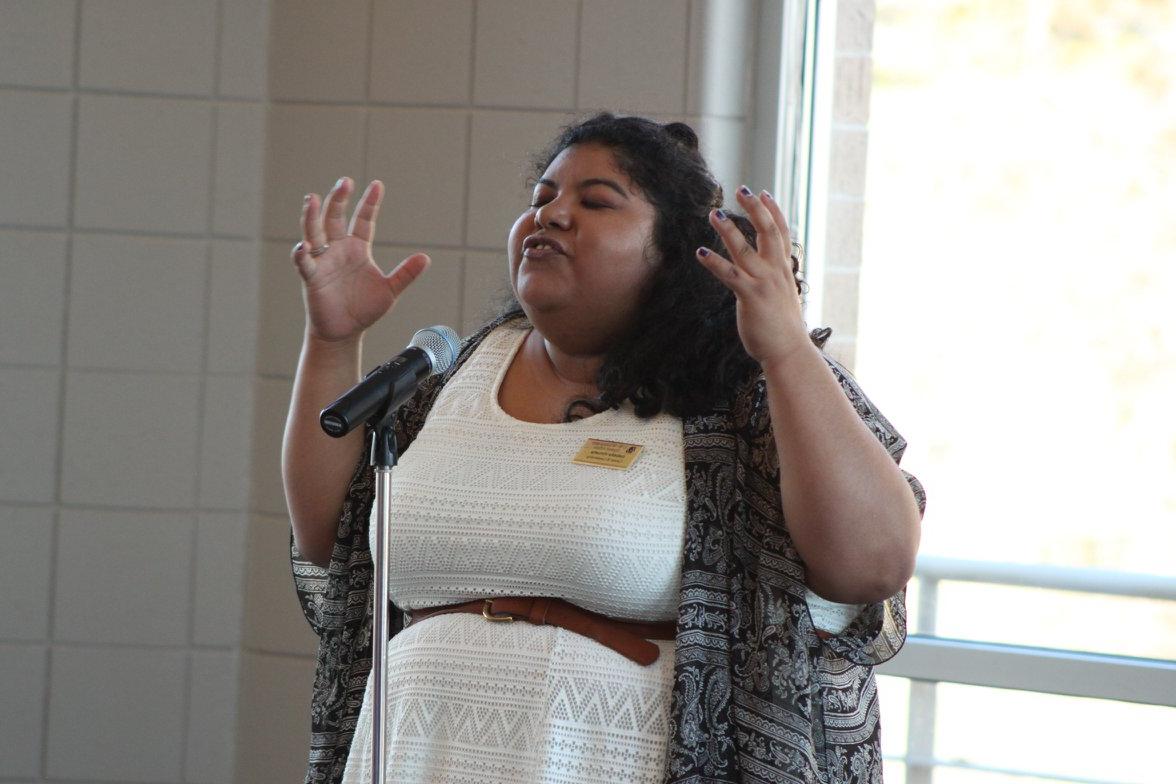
[572,438,644,470]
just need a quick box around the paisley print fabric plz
[290,314,926,784]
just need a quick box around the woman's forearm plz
[282,331,367,568]
[762,341,921,604]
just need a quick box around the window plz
[790,1,1176,781]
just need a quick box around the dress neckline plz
[489,325,615,427]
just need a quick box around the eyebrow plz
[537,177,630,200]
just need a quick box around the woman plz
[285,114,925,784]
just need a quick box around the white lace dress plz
[340,323,687,784]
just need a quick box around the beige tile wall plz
[0,1,875,782]
[820,0,878,370]
[0,1,259,782]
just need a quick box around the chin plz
[514,275,563,314]
[515,293,562,320]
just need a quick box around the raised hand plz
[292,177,430,343]
[694,187,809,367]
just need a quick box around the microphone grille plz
[409,325,461,374]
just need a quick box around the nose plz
[534,197,570,230]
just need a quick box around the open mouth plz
[523,235,568,258]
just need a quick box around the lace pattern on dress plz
[291,316,927,784]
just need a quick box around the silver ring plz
[308,243,330,257]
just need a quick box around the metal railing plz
[877,556,1176,783]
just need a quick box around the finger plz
[291,240,317,282]
[759,191,801,281]
[348,180,383,243]
[384,253,431,299]
[735,185,784,258]
[709,209,758,271]
[758,190,792,249]
[323,177,352,241]
[695,246,748,292]
[301,193,328,251]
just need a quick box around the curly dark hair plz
[503,112,804,419]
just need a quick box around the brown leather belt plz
[407,597,676,666]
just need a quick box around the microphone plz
[319,325,460,438]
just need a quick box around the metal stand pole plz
[369,422,398,784]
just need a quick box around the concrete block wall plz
[0,1,776,783]
[0,1,265,783]
[819,0,878,370]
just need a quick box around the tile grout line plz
[0,86,746,117]
[360,0,376,202]
[1,225,508,261]
[0,638,249,654]
[467,0,478,107]
[3,499,261,515]
[361,0,375,197]
[0,83,258,102]
[0,222,260,240]
[364,0,376,103]
[194,0,226,626]
[0,367,260,384]
[458,111,474,331]
[681,0,693,116]
[177,1,229,778]
[221,0,266,776]
[0,223,553,252]
[573,0,583,110]
[0,227,522,251]
[460,2,478,329]
[41,0,86,775]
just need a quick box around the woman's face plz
[507,143,660,353]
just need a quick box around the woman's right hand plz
[291,177,430,343]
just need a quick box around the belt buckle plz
[482,599,515,622]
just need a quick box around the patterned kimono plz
[290,314,926,784]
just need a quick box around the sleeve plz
[819,350,927,517]
[288,447,374,639]
[746,329,925,665]
[287,315,511,638]
[813,348,925,665]
[288,380,434,639]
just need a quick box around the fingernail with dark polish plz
[697,247,710,257]
[739,185,752,197]
[715,209,728,221]
[761,189,773,200]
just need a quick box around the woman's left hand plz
[696,187,810,366]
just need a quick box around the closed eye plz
[527,198,611,209]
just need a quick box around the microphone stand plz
[368,407,398,784]
[318,324,460,784]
